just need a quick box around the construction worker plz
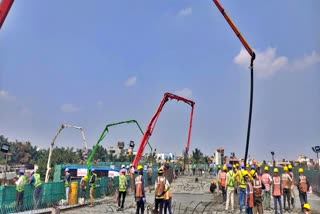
[29,170,42,209]
[272,168,283,214]
[118,169,128,211]
[303,203,311,214]
[155,167,170,214]
[15,168,26,212]
[244,170,253,214]
[130,164,135,192]
[281,166,292,212]
[89,168,97,207]
[288,164,295,209]
[210,180,217,193]
[297,168,310,212]
[251,170,264,214]
[225,164,235,212]
[236,166,247,214]
[256,164,262,179]
[79,175,88,204]
[219,165,227,203]
[261,166,273,210]
[134,165,145,214]
[64,168,71,205]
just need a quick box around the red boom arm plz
[132,92,195,167]
[0,0,14,29]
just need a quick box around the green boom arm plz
[87,120,152,172]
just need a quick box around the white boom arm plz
[45,123,88,183]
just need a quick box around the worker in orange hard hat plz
[297,168,310,212]
[282,166,292,212]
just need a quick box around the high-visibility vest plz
[253,178,262,197]
[246,181,254,208]
[220,172,226,187]
[119,175,127,192]
[164,189,172,200]
[156,176,166,199]
[227,171,235,187]
[239,171,246,189]
[89,173,97,188]
[135,175,143,197]
[272,176,281,196]
[298,175,307,192]
[281,173,291,189]
[261,173,272,191]
[33,173,42,188]
[65,173,71,187]
[16,175,26,192]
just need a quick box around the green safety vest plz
[239,171,246,189]
[227,171,235,187]
[65,173,71,187]
[33,173,41,188]
[89,173,97,188]
[119,175,127,192]
[16,175,26,192]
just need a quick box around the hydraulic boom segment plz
[0,0,14,29]
[87,120,152,174]
[45,124,88,182]
[132,92,195,168]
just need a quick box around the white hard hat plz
[65,168,69,172]
[121,164,125,168]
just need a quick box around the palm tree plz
[192,148,203,164]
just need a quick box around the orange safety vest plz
[246,181,254,208]
[281,173,291,189]
[262,173,272,191]
[273,176,281,196]
[164,189,172,200]
[298,175,307,192]
[156,176,166,198]
[253,178,262,197]
[135,175,143,197]
[220,172,226,187]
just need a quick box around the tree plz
[192,148,203,164]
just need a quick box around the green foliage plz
[192,148,203,164]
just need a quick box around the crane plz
[132,92,195,168]
[0,0,14,29]
[87,120,152,174]
[45,124,88,182]
[212,0,256,165]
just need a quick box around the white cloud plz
[60,104,79,113]
[0,90,16,101]
[177,7,192,17]
[125,76,137,87]
[174,88,193,98]
[234,47,320,78]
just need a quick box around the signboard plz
[77,168,87,177]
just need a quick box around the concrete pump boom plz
[0,0,14,29]
[87,120,152,174]
[45,124,88,182]
[132,92,195,168]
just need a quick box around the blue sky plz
[0,1,319,162]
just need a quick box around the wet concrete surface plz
[60,174,320,214]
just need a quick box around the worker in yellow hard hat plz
[282,166,292,212]
[134,165,145,213]
[303,203,311,214]
[210,179,217,193]
[287,164,295,209]
[80,175,88,204]
[272,168,283,214]
[298,168,310,212]
[261,165,272,210]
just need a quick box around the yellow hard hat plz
[218,165,221,169]
[283,166,288,171]
[257,163,261,168]
[83,175,88,181]
[236,163,239,167]
[298,168,303,173]
[222,165,227,171]
[273,168,278,173]
[264,166,269,171]
[246,164,249,168]
[212,179,217,184]
[232,164,236,169]
[137,165,143,170]
[158,167,164,173]
[288,164,292,169]
[303,203,310,210]
[250,169,256,176]
[242,170,249,177]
